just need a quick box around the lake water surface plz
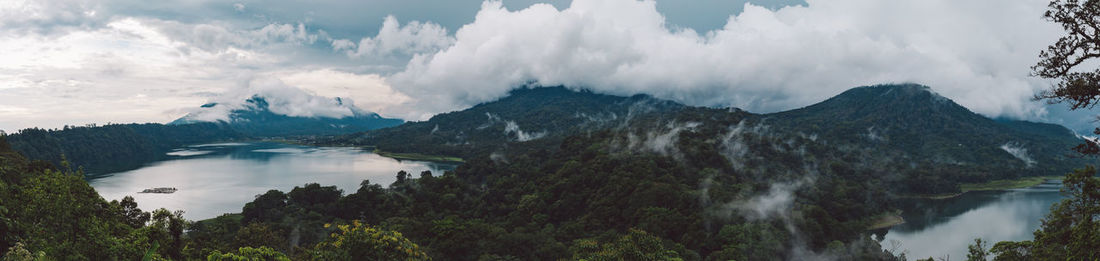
[881,181,1064,260]
[88,142,453,220]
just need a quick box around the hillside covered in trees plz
[0,135,429,260]
[328,85,1093,195]
[4,123,244,175]
[2,84,1096,260]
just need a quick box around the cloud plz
[0,0,1080,134]
[1000,142,1036,167]
[177,77,370,123]
[387,0,1063,121]
[480,113,547,141]
[274,69,410,117]
[628,122,700,157]
[334,15,453,57]
[0,0,105,35]
[726,178,811,222]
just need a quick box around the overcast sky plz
[1,0,1094,134]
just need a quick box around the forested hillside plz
[334,84,1093,194]
[4,123,243,175]
[201,123,901,260]
[766,84,1087,182]
[0,136,425,260]
[320,87,685,158]
[3,84,1094,260]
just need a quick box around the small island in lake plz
[139,187,178,194]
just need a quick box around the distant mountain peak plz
[834,83,946,102]
[170,92,401,137]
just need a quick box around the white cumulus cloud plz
[334,15,454,57]
[387,0,1063,121]
[177,77,370,123]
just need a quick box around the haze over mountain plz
[170,95,402,137]
[2,0,1093,133]
[767,84,1083,173]
[328,84,1090,192]
[169,81,404,137]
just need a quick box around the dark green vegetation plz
[316,87,684,159]
[327,85,1091,195]
[170,96,403,137]
[769,84,1088,194]
[4,123,243,174]
[964,2,1100,259]
[206,128,898,260]
[0,136,425,260]
[4,95,403,175]
[0,135,189,260]
[974,167,1100,260]
[2,84,1094,260]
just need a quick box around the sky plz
[1,0,1096,134]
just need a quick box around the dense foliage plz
[974,1,1100,259]
[215,122,904,260]
[317,87,684,159]
[968,166,1100,260]
[327,85,1092,195]
[3,84,1095,260]
[0,136,421,260]
[0,135,187,260]
[767,84,1089,193]
[4,123,243,174]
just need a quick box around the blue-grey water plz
[88,142,454,220]
[881,181,1065,260]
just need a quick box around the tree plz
[1033,0,1100,153]
[1,243,46,261]
[570,229,683,261]
[113,196,151,228]
[966,238,989,261]
[206,246,290,261]
[308,221,429,261]
[233,223,288,253]
[988,166,1100,260]
[1027,166,1100,259]
[993,1,1100,260]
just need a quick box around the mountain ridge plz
[171,95,403,137]
[323,84,1092,193]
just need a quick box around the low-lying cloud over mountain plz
[174,78,368,123]
[387,0,1062,121]
[0,0,1090,133]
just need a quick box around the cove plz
[88,142,454,220]
[880,180,1064,259]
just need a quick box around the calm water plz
[88,142,454,220]
[881,181,1065,260]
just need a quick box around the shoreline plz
[867,210,906,230]
[900,175,1064,200]
[373,150,465,163]
[219,139,467,164]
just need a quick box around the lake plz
[880,180,1065,260]
[88,142,454,220]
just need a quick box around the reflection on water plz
[881,181,1064,259]
[88,142,455,220]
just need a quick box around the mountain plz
[765,84,1087,179]
[326,86,686,158]
[171,95,403,137]
[330,84,1092,192]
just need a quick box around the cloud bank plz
[176,78,371,123]
[0,0,1081,133]
[387,0,1063,121]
